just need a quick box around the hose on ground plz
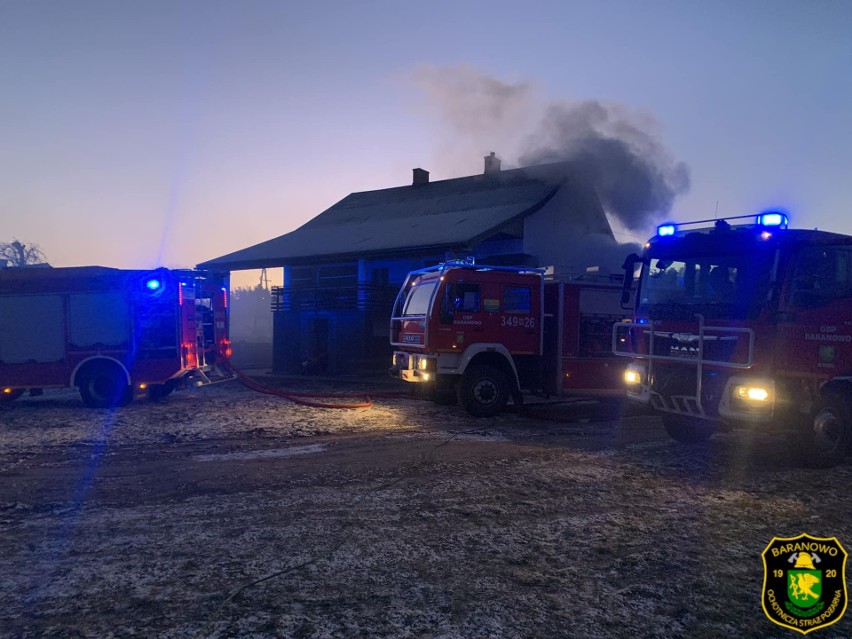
[220,360,373,409]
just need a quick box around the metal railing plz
[270,284,399,312]
[612,314,755,417]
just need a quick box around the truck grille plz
[650,364,728,418]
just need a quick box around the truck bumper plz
[623,363,776,424]
[390,351,435,383]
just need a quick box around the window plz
[639,252,773,320]
[449,283,480,313]
[401,281,437,316]
[790,245,852,307]
[503,286,531,313]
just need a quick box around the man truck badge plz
[762,533,847,634]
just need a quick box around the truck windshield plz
[398,280,438,317]
[638,251,773,320]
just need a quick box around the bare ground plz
[0,378,850,638]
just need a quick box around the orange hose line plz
[219,360,412,409]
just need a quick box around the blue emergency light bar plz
[655,211,790,238]
[145,278,162,291]
[756,211,788,227]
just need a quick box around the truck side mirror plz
[620,253,643,309]
[439,287,455,324]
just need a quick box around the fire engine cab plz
[389,259,627,417]
[613,212,852,467]
[0,266,230,408]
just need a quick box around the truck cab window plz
[401,281,437,316]
[503,286,531,313]
[640,253,770,320]
[449,283,480,312]
[790,246,852,307]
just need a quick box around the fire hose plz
[219,360,405,409]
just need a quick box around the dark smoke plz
[412,66,690,272]
[519,100,690,233]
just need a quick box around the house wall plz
[270,180,616,375]
[274,309,368,373]
[272,254,448,374]
[523,181,616,274]
[473,238,525,260]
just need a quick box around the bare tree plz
[0,239,48,267]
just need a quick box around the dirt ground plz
[1,376,850,639]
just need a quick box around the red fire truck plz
[0,266,230,408]
[613,212,852,467]
[389,259,627,416]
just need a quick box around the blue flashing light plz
[145,278,162,291]
[757,211,788,228]
[657,223,677,237]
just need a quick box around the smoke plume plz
[519,101,690,232]
[412,65,690,233]
[411,64,536,177]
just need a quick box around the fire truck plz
[0,266,230,408]
[613,212,852,467]
[389,259,627,417]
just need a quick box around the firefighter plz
[708,266,734,298]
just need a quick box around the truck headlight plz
[625,369,642,385]
[720,377,775,418]
[624,364,645,386]
[418,357,429,370]
[733,385,771,402]
[622,364,649,401]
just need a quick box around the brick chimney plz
[412,167,430,185]
[484,152,501,174]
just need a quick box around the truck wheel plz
[800,394,851,468]
[661,413,715,443]
[0,389,25,403]
[79,363,132,409]
[458,365,508,418]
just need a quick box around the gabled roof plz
[200,161,608,270]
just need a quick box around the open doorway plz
[303,318,329,374]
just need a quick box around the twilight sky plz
[1,0,850,286]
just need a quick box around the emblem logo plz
[762,533,848,634]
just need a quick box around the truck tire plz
[661,413,715,443]
[799,394,851,468]
[0,389,25,403]
[78,363,132,409]
[458,365,508,418]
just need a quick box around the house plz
[199,155,615,374]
